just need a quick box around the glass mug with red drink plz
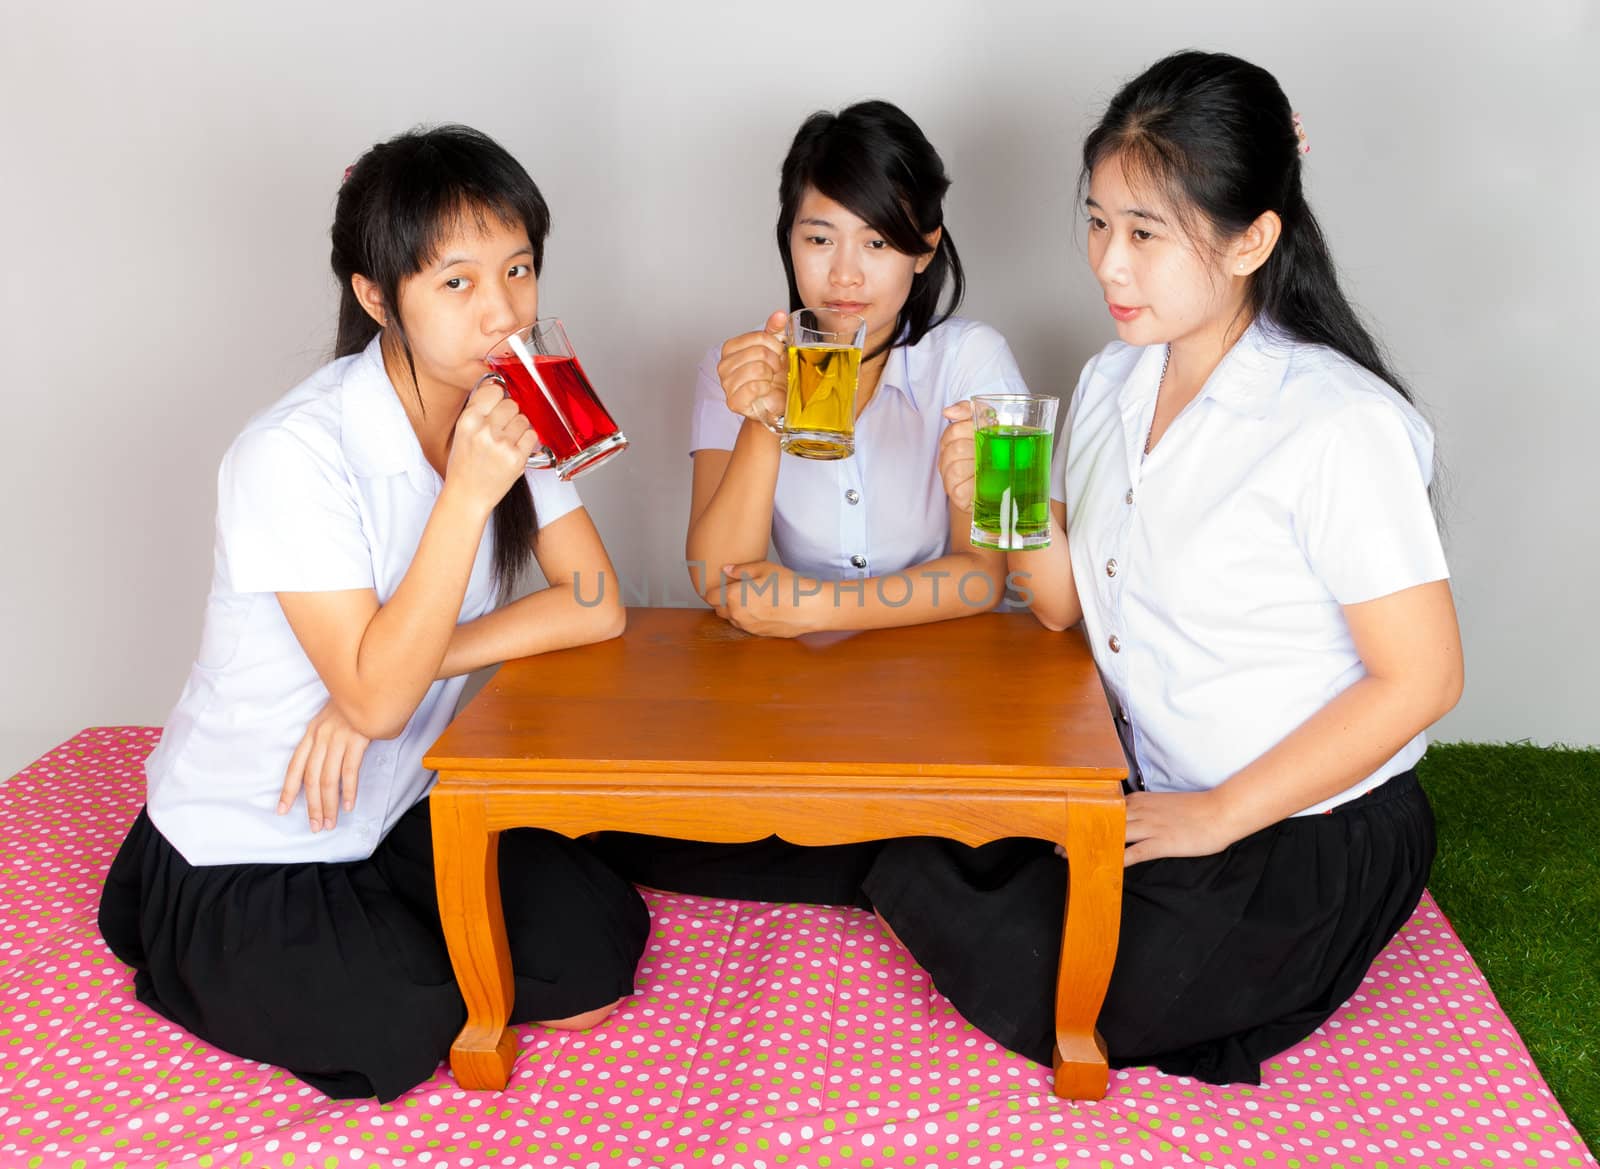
[477,318,629,480]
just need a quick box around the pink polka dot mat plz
[1,729,1591,1169]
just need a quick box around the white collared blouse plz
[1054,320,1449,814]
[146,337,583,865]
[690,317,1030,581]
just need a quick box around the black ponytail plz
[1252,184,1409,397]
[331,124,550,600]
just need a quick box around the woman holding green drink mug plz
[864,52,1462,1086]
[594,100,1032,907]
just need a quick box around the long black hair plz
[331,124,551,599]
[777,100,964,361]
[1083,51,1414,404]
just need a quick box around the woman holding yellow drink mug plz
[685,99,1032,637]
[595,101,1030,908]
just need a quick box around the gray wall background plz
[3,0,1596,777]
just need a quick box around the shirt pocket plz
[194,592,256,672]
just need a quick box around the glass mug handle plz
[752,326,788,435]
[474,371,556,470]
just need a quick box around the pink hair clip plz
[342,164,356,185]
[1291,112,1310,155]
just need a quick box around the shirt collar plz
[1117,317,1291,424]
[338,335,435,480]
[875,331,920,410]
[1206,318,1293,419]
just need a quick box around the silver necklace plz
[1143,344,1172,459]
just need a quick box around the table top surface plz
[425,607,1128,786]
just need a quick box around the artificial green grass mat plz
[1419,742,1599,1154]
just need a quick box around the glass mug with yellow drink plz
[757,307,867,459]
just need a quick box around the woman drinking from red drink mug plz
[865,52,1464,1085]
[98,124,648,1102]
[593,101,1031,907]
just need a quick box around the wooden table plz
[423,607,1128,1098]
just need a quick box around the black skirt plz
[589,832,880,909]
[862,769,1435,1085]
[98,799,650,1102]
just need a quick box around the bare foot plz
[874,909,906,949]
[537,998,623,1031]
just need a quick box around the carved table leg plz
[432,789,518,1089]
[1052,788,1125,1099]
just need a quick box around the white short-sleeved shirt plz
[145,336,583,866]
[1053,320,1449,814]
[690,317,1030,581]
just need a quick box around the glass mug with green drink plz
[969,393,1059,551]
[757,307,867,459]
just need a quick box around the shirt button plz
[845,489,860,505]
[1119,709,1130,724]
[850,554,867,569]
[1105,558,1118,578]
[1108,634,1121,653]
[1125,489,1134,505]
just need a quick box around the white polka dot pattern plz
[0,729,1591,1169]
